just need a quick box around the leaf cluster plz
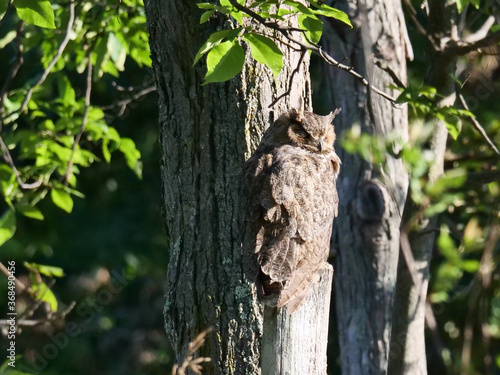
[194,0,351,84]
[0,0,151,247]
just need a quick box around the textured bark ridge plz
[145,1,311,373]
[317,0,410,374]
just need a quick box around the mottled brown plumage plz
[243,108,341,313]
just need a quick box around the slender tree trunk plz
[317,0,411,374]
[389,2,458,373]
[145,1,311,373]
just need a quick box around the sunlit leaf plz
[298,14,323,44]
[13,0,55,29]
[32,282,58,312]
[200,10,214,23]
[309,0,352,28]
[119,138,142,179]
[16,204,44,220]
[203,40,245,85]
[0,208,16,247]
[243,33,283,79]
[25,262,65,277]
[108,32,127,71]
[51,189,74,213]
[193,28,242,66]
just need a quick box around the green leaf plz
[51,189,74,213]
[298,14,323,44]
[16,204,44,220]
[437,225,461,265]
[0,208,16,247]
[460,259,479,273]
[119,138,142,178]
[456,0,469,13]
[25,262,65,277]
[108,32,127,71]
[243,33,283,79]
[193,28,242,66]
[220,0,243,24]
[0,164,17,200]
[58,75,76,106]
[309,1,352,27]
[93,34,110,80]
[13,0,55,29]
[103,139,111,163]
[203,40,245,85]
[426,168,467,197]
[0,30,17,49]
[32,282,58,312]
[0,0,8,19]
[197,2,215,9]
[200,10,214,23]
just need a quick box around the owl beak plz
[318,139,324,153]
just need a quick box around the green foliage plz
[0,0,151,247]
[194,0,351,83]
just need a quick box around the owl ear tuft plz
[290,108,303,123]
[327,108,342,123]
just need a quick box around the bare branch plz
[62,57,93,185]
[101,85,157,117]
[464,15,496,44]
[447,30,500,56]
[457,93,500,155]
[269,49,307,107]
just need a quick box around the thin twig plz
[172,328,213,375]
[0,134,43,189]
[0,262,28,293]
[457,92,500,155]
[402,0,440,51]
[3,0,75,123]
[226,0,397,103]
[373,59,406,89]
[101,85,156,117]
[62,56,93,185]
[269,49,307,107]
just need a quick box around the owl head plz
[272,108,341,154]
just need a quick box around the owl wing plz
[243,146,340,311]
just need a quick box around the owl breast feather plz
[243,144,339,311]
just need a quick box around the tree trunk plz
[145,1,312,373]
[316,0,411,374]
[389,2,458,374]
[261,265,333,375]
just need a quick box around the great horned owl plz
[243,108,341,313]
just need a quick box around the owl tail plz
[276,268,321,313]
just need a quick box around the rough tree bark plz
[145,1,312,373]
[316,0,411,374]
